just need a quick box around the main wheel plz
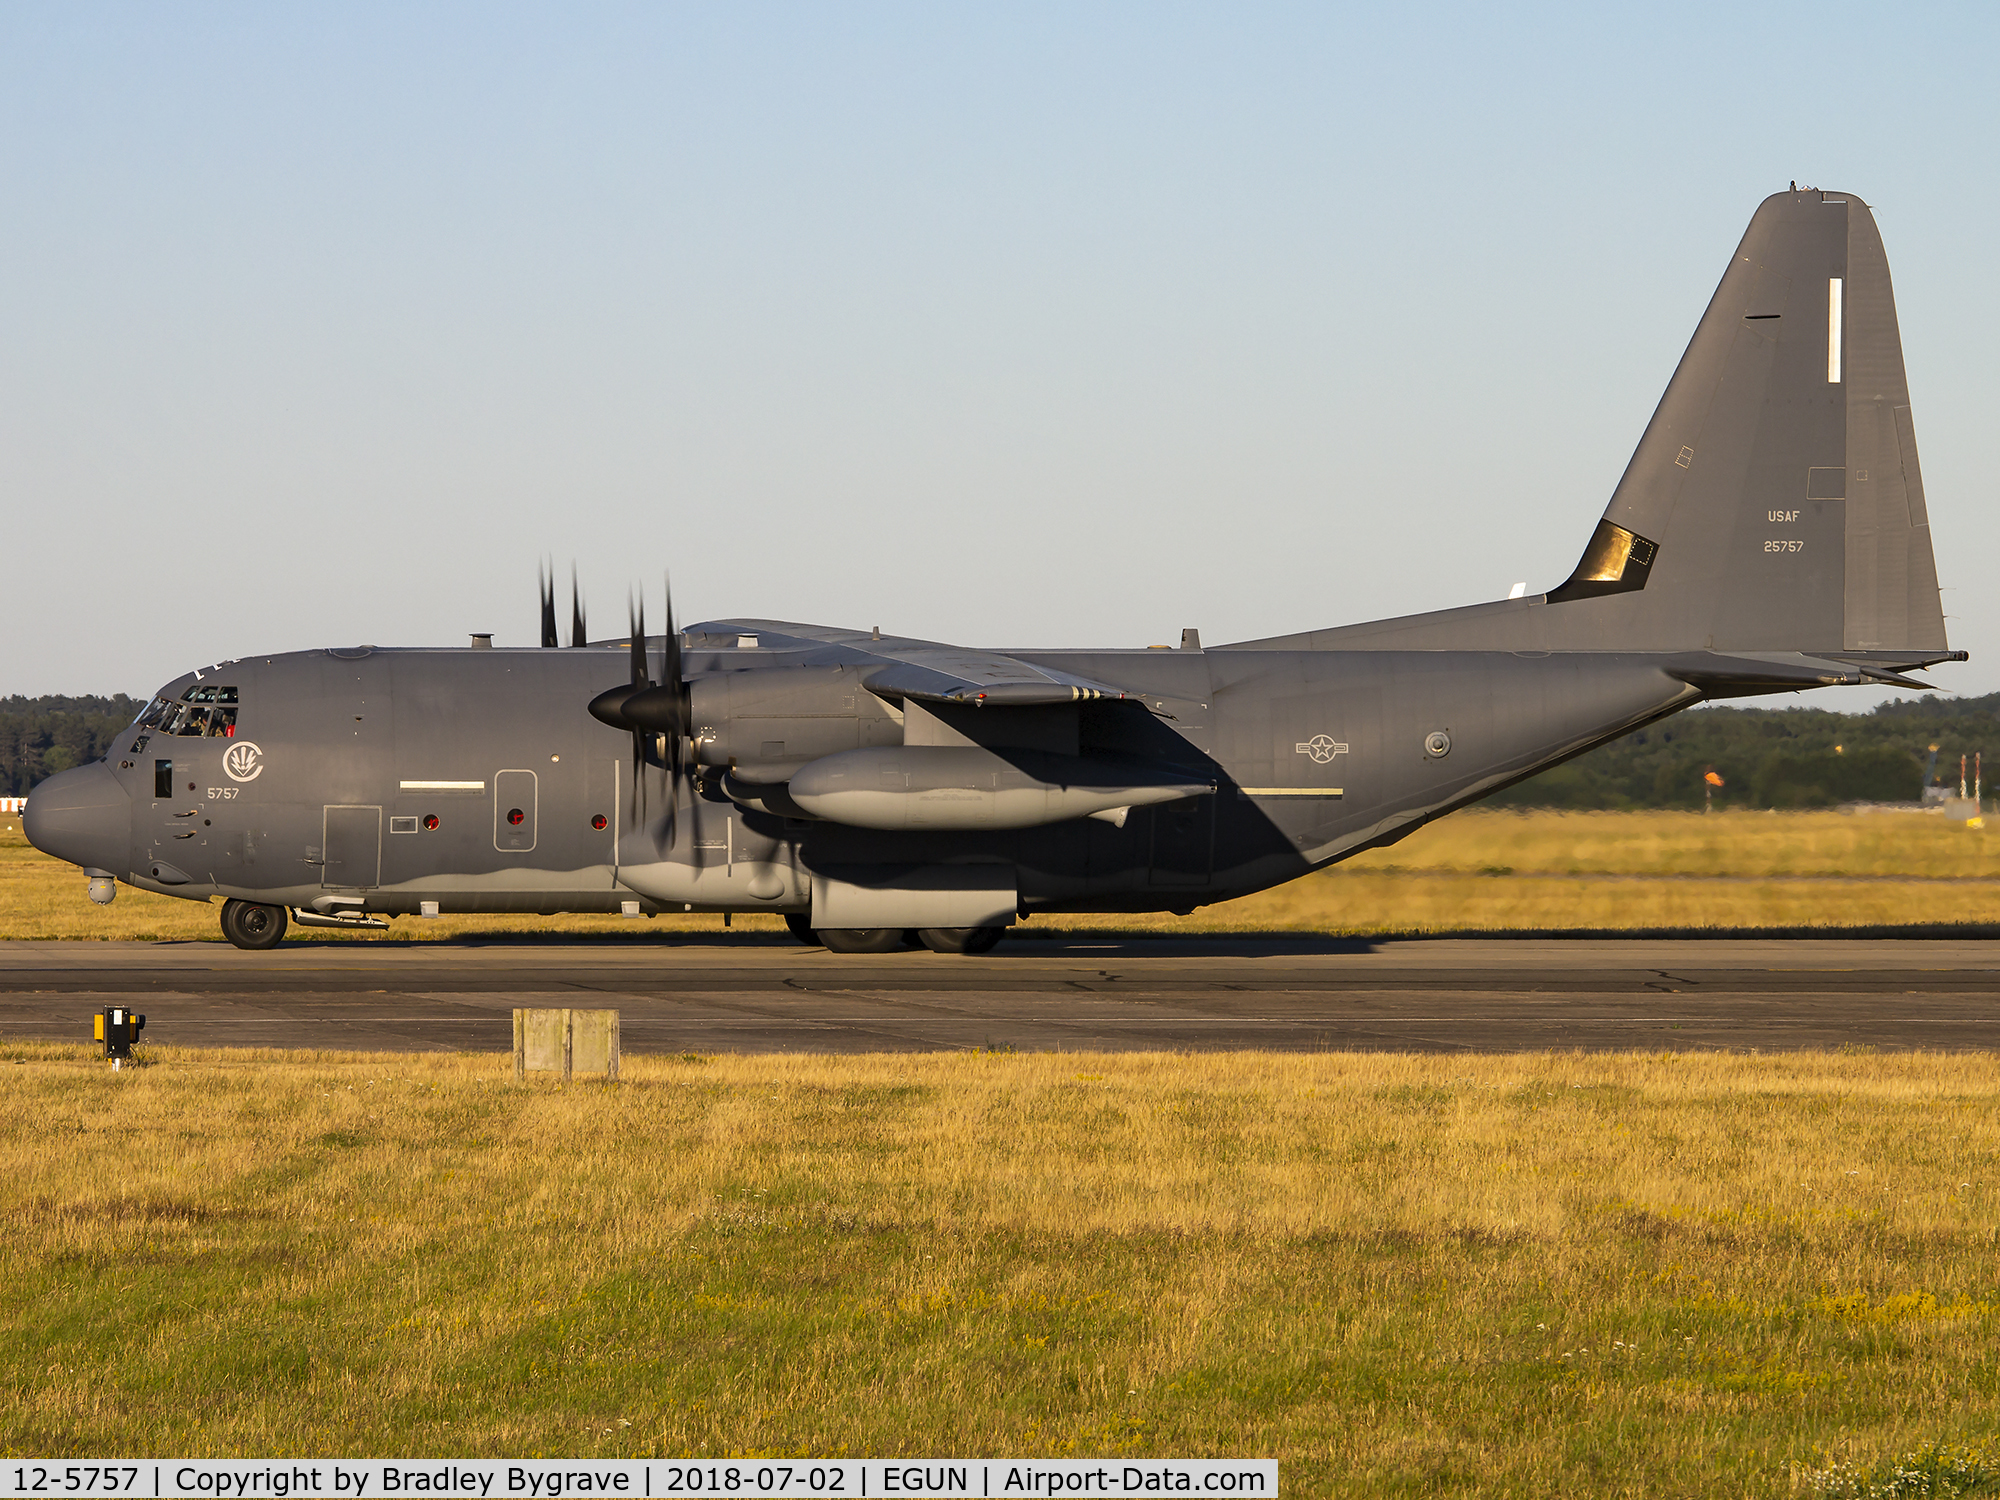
[817,927,907,954]
[917,926,1005,955]
[784,913,821,946]
[220,899,289,951]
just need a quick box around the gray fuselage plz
[33,629,1702,924]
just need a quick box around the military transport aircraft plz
[25,188,1960,952]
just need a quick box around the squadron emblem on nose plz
[1295,735,1349,764]
[223,741,265,783]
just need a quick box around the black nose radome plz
[23,762,132,876]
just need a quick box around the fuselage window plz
[154,760,175,799]
[205,707,238,738]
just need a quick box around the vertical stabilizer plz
[1545,188,1947,654]
[1236,189,1954,663]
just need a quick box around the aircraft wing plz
[688,619,1133,705]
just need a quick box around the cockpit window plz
[150,686,240,737]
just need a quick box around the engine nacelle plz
[688,666,901,782]
[787,745,1211,831]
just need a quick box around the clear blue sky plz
[4,2,1995,703]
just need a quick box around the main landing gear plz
[914,927,1004,955]
[219,899,289,951]
[786,916,1005,956]
[816,928,907,954]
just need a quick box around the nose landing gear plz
[219,899,289,950]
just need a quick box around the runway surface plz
[1,935,1997,1054]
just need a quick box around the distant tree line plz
[0,695,145,797]
[1486,691,2000,810]
[3,689,1996,810]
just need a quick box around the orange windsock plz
[1704,770,1725,787]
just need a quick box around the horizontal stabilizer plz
[1662,653,1863,693]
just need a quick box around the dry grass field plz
[2,1044,1997,1494]
[6,805,2000,1489]
[5,807,2000,941]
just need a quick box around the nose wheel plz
[219,899,289,950]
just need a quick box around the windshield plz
[141,686,241,738]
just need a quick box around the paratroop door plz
[494,769,538,853]
[322,805,382,888]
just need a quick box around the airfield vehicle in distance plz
[27,187,1959,952]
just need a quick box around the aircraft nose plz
[23,762,132,875]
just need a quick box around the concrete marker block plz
[568,1009,620,1079]
[514,1007,619,1080]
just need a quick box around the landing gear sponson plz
[215,901,1005,954]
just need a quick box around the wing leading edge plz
[685,618,1133,706]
